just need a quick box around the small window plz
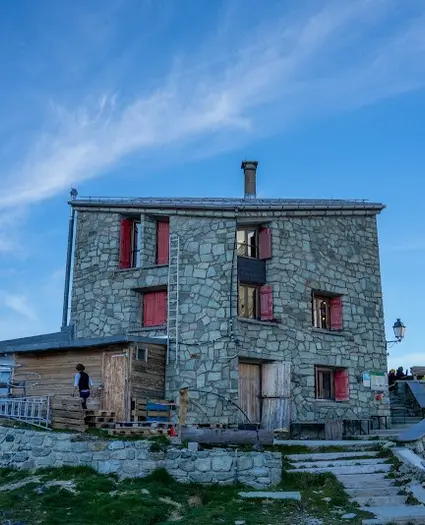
[238,284,259,318]
[312,293,343,331]
[237,228,258,258]
[136,347,148,362]
[315,366,349,401]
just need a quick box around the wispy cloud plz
[2,293,37,321]
[1,1,425,211]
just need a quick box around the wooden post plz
[179,388,189,439]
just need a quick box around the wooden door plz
[261,361,291,431]
[102,352,127,420]
[238,363,261,424]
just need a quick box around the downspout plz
[62,190,78,329]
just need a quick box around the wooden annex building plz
[0,334,167,421]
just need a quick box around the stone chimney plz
[241,160,258,199]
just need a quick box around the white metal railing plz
[0,396,51,430]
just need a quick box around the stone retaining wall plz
[0,427,282,488]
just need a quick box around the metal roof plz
[0,333,167,354]
[69,196,385,213]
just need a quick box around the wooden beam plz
[178,388,189,438]
[181,428,274,446]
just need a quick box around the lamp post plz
[386,318,406,349]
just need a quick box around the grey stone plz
[238,491,301,501]
[108,441,125,450]
[212,456,233,472]
[341,514,357,519]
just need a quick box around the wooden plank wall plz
[13,344,130,399]
[130,343,166,400]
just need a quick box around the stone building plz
[0,161,390,431]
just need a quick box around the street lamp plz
[386,318,406,348]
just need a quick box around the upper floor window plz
[156,220,170,265]
[238,283,274,321]
[237,226,272,260]
[119,218,140,269]
[312,293,343,331]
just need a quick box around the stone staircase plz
[285,444,425,524]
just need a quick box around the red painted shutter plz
[119,218,133,269]
[157,221,170,265]
[260,285,273,321]
[334,369,349,401]
[259,227,272,260]
[143,293,155,326]
[154,290,167,325]
[330,296,343,330]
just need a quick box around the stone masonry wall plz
[0,427,281,488]
[70,206,388,424]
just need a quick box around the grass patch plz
[0,465,374,525]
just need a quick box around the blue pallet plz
[147,403,169,411]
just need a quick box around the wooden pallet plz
[50,397,86,432]
[85,410,116,418]
[86,422,115,429]
[108,427,169,437]
[116,421,172,429]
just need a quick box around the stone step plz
[290,458,388,469]
[287,464,391,475]
[355,495,407,506]
[286,451,379,462]
[361,505,425,524]
[339,474,394,488]
[346,487,401,498]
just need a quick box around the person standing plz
[73,364,94,410]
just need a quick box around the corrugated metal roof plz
[69,196,385,212]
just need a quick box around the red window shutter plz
[119,218,133,269]
[143,293,155,326]
[330,296,343,330]
[157,221,170,265]
[334,369,349,401]
[259,227,272,260]
[260,285,273,321]
[154,290,167,325]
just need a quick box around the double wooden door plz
[238,361,291,430]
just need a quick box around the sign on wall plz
[362,372,371,388]
[370,371,387,390]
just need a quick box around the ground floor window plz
[315,366,349,401]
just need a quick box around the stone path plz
[286,444,425,524]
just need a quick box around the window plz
[237,228,258,258]
[238,284,259,318]
[136,346,148,362]
[156,220,170,265]
[238,284,274,321]
[236,227,272,260]
[312,293,343,331]
[142,290,167,327]
[315,367,349,401]
[119,218,140,269]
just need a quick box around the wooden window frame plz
[131,220,141,268]
[315,366,335,400]
[312,292,343,331]
[136,346,148,362]
[237,227,259,259]
[315,366,349,401]
[238,283,260,319]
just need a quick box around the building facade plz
[67,161,389,428]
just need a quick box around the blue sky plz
[0,0,424,371]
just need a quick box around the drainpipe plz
[62,189,78,329]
